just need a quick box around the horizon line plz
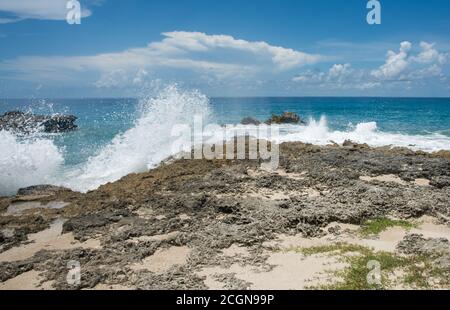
[1,96,450,100]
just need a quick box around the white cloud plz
[371,41,412,80]
[370,41,448,81]
[0,0,95,23]
[293,41,449,92]
[0,31,324,88]
[293,63,375,90]
[328,63,353,81]
[157,31,323,70]
[412,42,447,65]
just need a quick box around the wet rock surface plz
[0,111,77,133]
[265,112,303,124]
[0,141,449,289]
[240,117,261,125]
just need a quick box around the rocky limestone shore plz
[241,112,305,125]
[0,141,449,290]
[0,111,78,134]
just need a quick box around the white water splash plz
[0,130,64,196]
[1,86,450,196]
[271,116,450,152]
[62,85,211,192]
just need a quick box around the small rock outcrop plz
[16,185,72,197]
[240,117,261,125]
[265,112,302,124]
[0,111,78,133]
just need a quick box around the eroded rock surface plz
[1,141,449,289]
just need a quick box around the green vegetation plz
[286,242,449,290]
[287,242,370,256]
[360,217,416,236]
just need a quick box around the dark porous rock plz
[16,185,72,197]
[42,114,77,132]
[342,140,370,150]
[397,234,450,257]
[2,141,450,289]
[430,176,450,189]
[240,117,261,125]
[0,111,77,134]
[265,112,302,124]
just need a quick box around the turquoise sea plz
[1,87,450,195]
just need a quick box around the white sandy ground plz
[0,270,55,290]
[1,210,449,290]
[196,251,347,290]
[0,218,101,263]
[6,201,69,216]
[359,174,431,187]
[131,246,191,274]
[194,216,450,290]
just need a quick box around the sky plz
[0,0,449,98]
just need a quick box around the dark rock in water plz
[42,114,77,133]
[265,112,303,124]
[240,117,261,125]
[0,111,77,133]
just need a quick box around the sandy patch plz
[0,270,54,290]
[179,214,191,221]
[359,175,431,187]
[248,189,290,201]
[276,169,307,180]
[0,219,101,262]
[414,178,431,187]
[267,216,450,254]
[197,252,346,290]
[221,244,251,257]
[305,188,321,198]
[128,231,180,243]
[6,201,69,215]
[360,175,407,185]
[248,187,320,201]
[131,246,191,273]
[90,283,134,290]
[135,207,154,219]
[247,169,306,181]
[1,228,15,238]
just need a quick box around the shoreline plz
[0,141,449,290]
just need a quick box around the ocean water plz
[1,85,450,195]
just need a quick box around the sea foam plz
[0,130,64,196]
[61,85,211,192]
[1,87,450,196]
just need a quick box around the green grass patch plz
[360,217,416,236]
[289,242,448,290]
[287,242,371,256]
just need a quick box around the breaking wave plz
[272,117,450,152]
[61,85,211,192]
[0,130,64,196]
[1,86,450,196]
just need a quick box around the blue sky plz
[0,0,449,97]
